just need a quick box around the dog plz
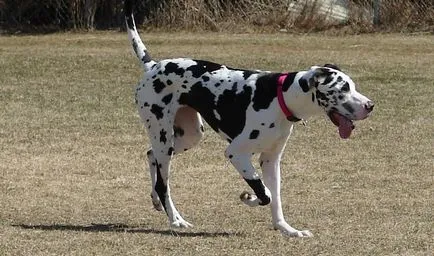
[124,0,374,237]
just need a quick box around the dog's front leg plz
[225,145,271,207]
[260,150,313,238]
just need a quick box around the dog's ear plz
[324,63,341,71]
[312,67,331,85]
[299,66,330,92]
[300,66,334,92]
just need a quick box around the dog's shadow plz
[13,223,241,238]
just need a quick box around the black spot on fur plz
[252,73,279,111]
[342,102,355,114]
[159,129,167,144]
[151,104,164,120]
[269,123,275,128]
[341,82,350,92]
[242,70,255,80]
[164,62,186,77]
[167,80,173,85]
[316,91,328,102]
[141,53,152,64]
[161,93,173,105]
[299,78,310,92]
[186,60,223,78]
[202,76,210,82]
[168,147,174,156]
[323,74,334,85]
[200,125,205,132]
[249,130,260,139]
[179,81,252,139]
[329,82,338,88]
[282,72,297,92]
[215,85,252,138]
[131,39,139,58]
[154,161,167,211]
[153,79,165,93]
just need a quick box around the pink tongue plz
[337,115,353,139]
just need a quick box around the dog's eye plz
[341,82,350,92]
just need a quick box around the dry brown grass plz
[0,32,433,255]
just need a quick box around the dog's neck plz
[283,71,323,121]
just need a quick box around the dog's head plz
[301,64,374,139]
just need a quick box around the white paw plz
[240,191,260,207]
[274,221,313,238]
[239,188,271,207]
[170,216,193,228]
[283,229,313,238]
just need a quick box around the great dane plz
[124,0,374,237]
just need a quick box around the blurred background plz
[0,0,433,33]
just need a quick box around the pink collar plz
[277,74,300,122]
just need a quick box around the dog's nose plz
[365,101,374,113]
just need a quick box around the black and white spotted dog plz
[124,0,374,237]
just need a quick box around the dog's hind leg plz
[143,108,193,228]
[146,149,164,211]
[147,107,203,212]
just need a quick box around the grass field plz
[0,31,433,255]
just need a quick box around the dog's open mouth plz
[328,111,355,139]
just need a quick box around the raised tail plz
[124,0,156,71]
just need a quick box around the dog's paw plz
[274,221,313,238]
[240,191,260,207]
[170,218,193,229]
[239,189,271,206]
[282,229,313,238]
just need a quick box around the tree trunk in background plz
[84,0,97,30]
